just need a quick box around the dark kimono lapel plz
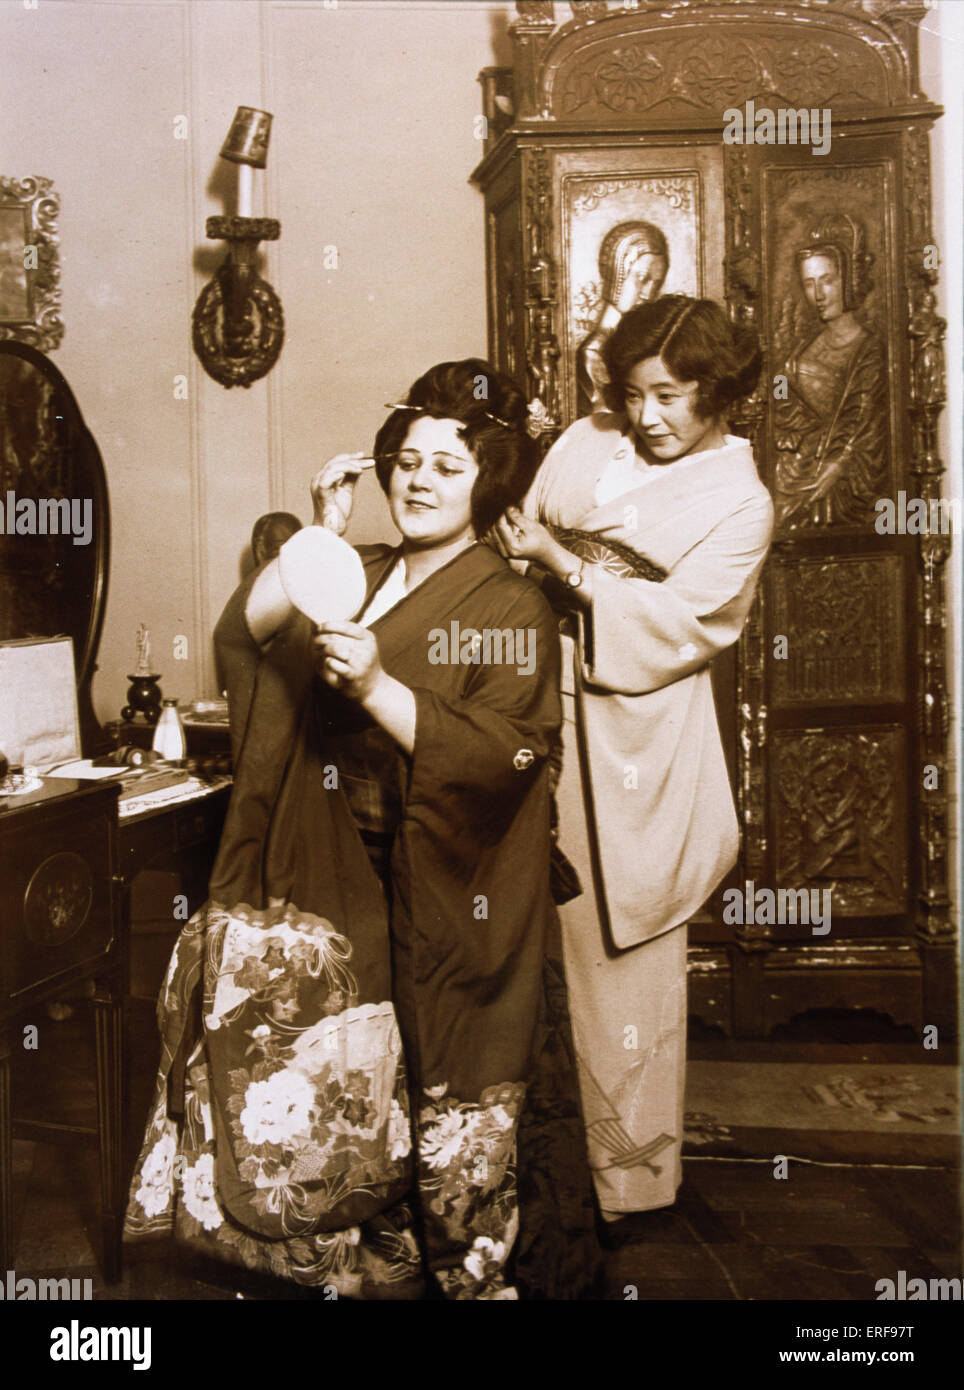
[356,541,517,668]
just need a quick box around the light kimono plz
[525,411,774,948]
[524,410,773,1216]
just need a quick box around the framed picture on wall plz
[0,176,63,351]
[554,146,725,423]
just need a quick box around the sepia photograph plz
[0,0,960,1362]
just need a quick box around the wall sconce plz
[192,106,285,389]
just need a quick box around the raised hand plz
[309,453,376,535]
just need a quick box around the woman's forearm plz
[245,556,297,644]
[537,538,595,607]
[360,672,417,755]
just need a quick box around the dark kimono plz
[124,541,570,1299]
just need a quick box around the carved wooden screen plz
[472,1,952,1036]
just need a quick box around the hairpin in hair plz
[383,400,513,429]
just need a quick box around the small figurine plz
[134,623,152,676]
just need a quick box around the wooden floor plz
[9,1141,961,1301]
[8,997,961,1301]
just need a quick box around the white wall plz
[0,0,512,717]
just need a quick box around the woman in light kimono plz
[125,359,599,1298]
[495,296,774,1224]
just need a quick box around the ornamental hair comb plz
[382,401,513,429]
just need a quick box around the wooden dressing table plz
[0,342,230,1279]
[0,776,123,1279]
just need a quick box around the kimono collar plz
[359,540,506,626]
[538,412,763,533]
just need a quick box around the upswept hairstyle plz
[602,294,762,419]
[373,358,541,536]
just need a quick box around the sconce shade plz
[220,107,273,168]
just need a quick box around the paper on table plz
[44,759,122,780]
[0,637,80,767]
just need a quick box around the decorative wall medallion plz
[24,851,93,947]
[192,216,284,389]
[770,556,905,705]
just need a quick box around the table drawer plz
[172,794,228,853]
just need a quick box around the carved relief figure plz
[576,220,668,416]
[774,213,888,528]
[528,304,562,426]
[907,287,945,409]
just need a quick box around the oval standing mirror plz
[0,342,110,752]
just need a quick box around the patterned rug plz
[683,1063,961,1164]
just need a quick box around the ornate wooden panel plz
[554,144,725,421]
[548,23,892,120]
[763,160,900,532]
[485,172,526,384]
[471,0,952,1036]
[770,555,905,705]
[772,726,908,917]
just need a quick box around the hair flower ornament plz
[526,398,555,438]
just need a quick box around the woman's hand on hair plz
[493,507,556,566]
[309,454,375,534]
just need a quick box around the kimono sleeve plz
[583,490,774,694]
[213,567,266,767]
[405,587,561,854]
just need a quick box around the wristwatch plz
[564,562,585,590]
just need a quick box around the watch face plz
[566,569,582,588]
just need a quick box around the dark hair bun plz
[373,359,540,536]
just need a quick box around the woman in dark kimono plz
[124,360,590,1299]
